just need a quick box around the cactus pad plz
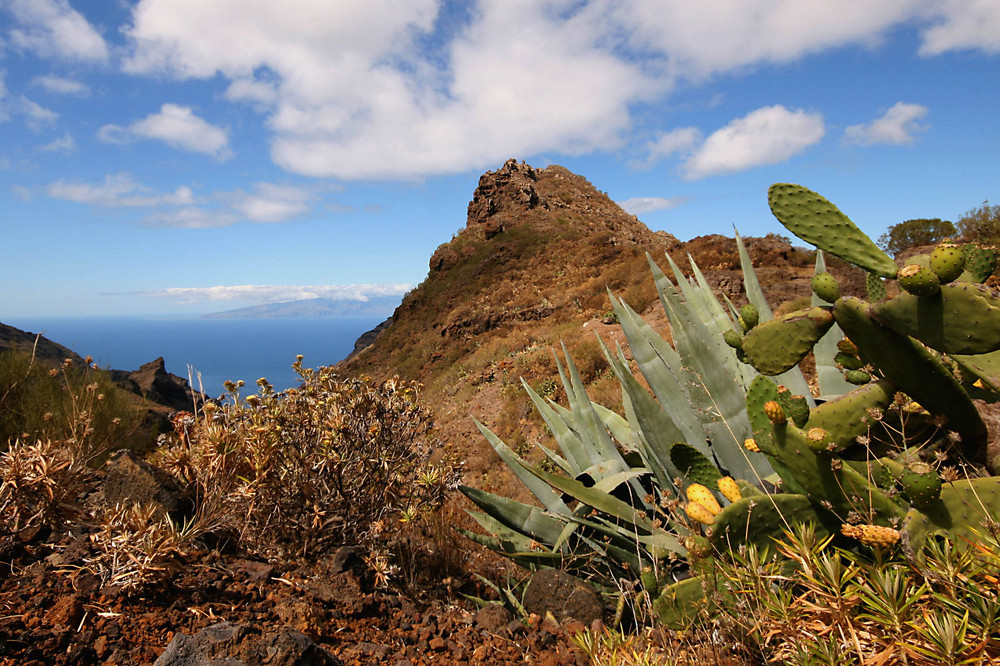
[900,462,942,510]
[866,272,888,301]
[670,442,723,488]
[768,183,898,278]
[871,282,1000,355]
[963,244,998,283]
[707,493,836,555]
[902,477,1000,556]
[742,306,835,375]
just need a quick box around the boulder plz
[522,569,604,625]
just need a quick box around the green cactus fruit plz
[768,184,898,278]
[811,272,841,303]
[835,351,864,370]
[740,303,760,331]
[805,426,833,453]
[682,535,713,559]
[963,244,998,283]
[900,462,942,510]
[871,282,1000,355]
[897,264,942,298]
[776,386,809,428]
[929,243,965,283]
[866,272,888,301]
[902,477,1000,558]
[837,338,859,355]
[723,329,743,349]
[670,442,722,488]
[640,565,660,595]
[742,306,836,375]
[844,370,871,385]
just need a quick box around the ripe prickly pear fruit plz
[841,523,901,548]
[685,501,716,526]
[717,476,742,503]
[763,400,787,425]
[845,370,871,385]
[811,272,841,303]
[723,329,743,349]
[739,303,760,331]
[744,438,761,453]
[929,243,965,283]
[835,351,864,370]
[685,483,721,515]
[901,462,942,510]
[837,337,859,355]
[897,264,941,298]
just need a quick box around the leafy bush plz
[156,359,459,560]
[957,201,1000,247]
[877,218,956,256]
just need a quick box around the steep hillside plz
[339,160,860,486]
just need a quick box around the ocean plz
[5,316,384,398]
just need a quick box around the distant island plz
[202,296,403,319]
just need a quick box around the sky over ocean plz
[0,1,998,317]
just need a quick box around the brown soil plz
[0,527,590,665]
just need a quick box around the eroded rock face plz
[103,449,190,519]
[522,569,604,625]
[112,357,200,412]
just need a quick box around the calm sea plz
[5,316,384,398]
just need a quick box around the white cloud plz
[145,283,413,304]
[920,0,1000,54]
[843,102,929,146]
[226,183,312,223]
[32,74,90,96]
[637,127,702,168]
[98,104,231,159]
[11,184,31,201]
[46,173,196,207]
[38,132,75,154]
[682,106,825,180]
[618,196,689,215]
[17,95,58,129]
[4,0,108,62]
[116,0,1000,182]
[143,208,238,229]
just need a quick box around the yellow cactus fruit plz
[717,476,742,503]
[744,438,761,453]
[840,523,901,548]
[685,501,716,526]
[685,483,722,515]
[763,400,787,425]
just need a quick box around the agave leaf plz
[522,381,588,476]
[527,466,656,532]
[474,419,571,515]
[460,486,568,544]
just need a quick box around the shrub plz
[155,359,459,560]
[877,218,956,257]
[0,438,92,536]
[956,201,1000,247]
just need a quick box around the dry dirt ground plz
[0,525,591,665]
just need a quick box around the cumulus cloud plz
[46,173,196,207]
[682,106,825,180]
[637,128,702,168]
[618,196,689,215]
[4,0,108,62]
[17,95,58,129]
[843,102,929,145]
[144,283,413,304]
[115,0,1000,181]
[32,74,90,96]
[38,132,75,154]
[98,104,231,159]
[920,0,1000,55]
[226,183,312,223]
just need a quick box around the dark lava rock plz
[103,450,190,519]
[154,621,337,666]
[522,569,604,625]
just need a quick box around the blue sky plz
[1,0,998,317]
